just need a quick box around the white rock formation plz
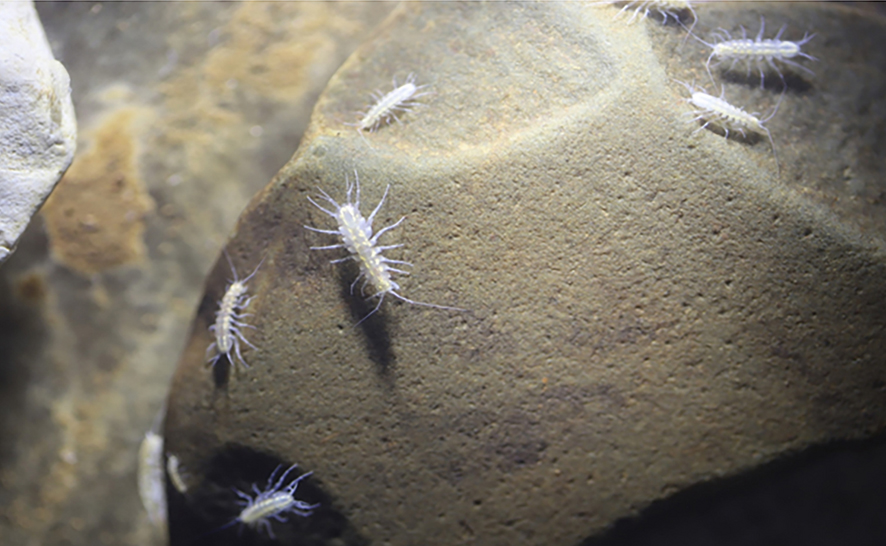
[0,1,76,264]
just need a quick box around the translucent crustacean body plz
[677,80,782,174]
[223,464,319,539]
[696,16,816,88]
[305,171,464,324]
[207,252,263,368]
[355,73,430,133]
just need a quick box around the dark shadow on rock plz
[719,67,814,95]
[211,356,231,388]
[171,444,369,546]
[696,121,764,147]
[577,430,886,546]
[0,225,49,469]
[335,264,394,379]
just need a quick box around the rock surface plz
[0,0,76,265]
[164,3,886,546]
[0,3,393,546]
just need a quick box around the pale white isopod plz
[354,73,430,133]
[206,251,263,368]
[304,171,464,325]
[696,16,816,88]
[213,464,318,539]
[678,80,782,174]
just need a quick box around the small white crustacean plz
[603,0,698,34]
[137,411,167,530]
[215,464,319,539]
[678,80,783,174]
[304,171,464,325]
[354,73,430,134]
[695,16,816,88]
[166,454,189,494]
[207,251,263,369]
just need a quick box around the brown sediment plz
[42,107,154,275]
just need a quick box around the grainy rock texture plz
[165,3,886,546]
[0,3,393,546]
[0,0,76,265]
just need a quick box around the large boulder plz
[165,3,886,545]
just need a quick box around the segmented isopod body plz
[678,81,782,174]
[605,0,697,33]
[304,171,463,325]
[207,252,263,368]
[698,16,816,88]
[227,464,318,539]
[356,73,429,133]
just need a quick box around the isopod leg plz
[371,216,406,243]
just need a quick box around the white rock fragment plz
[0,0,77,264]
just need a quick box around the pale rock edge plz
[0,0,77,265]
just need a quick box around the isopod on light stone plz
[304,171,464,325]
[678,80,782,174]
[355,73,430,133]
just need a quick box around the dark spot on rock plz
[15,272,47,303]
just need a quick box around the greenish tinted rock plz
[166,2,886,545]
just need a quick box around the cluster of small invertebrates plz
[206,251,263,369]
[600,1,816,175]
[673,10,815,175]
[190,70,454,537]
[305,171,463,325]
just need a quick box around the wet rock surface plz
[0,3,393,546]
[166,3,886,546]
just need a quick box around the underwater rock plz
[41,107,154,274]
[0,3,394,546]
[166,3,886,545]
[0,0,76,265]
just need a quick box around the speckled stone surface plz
[164,3,886,546]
